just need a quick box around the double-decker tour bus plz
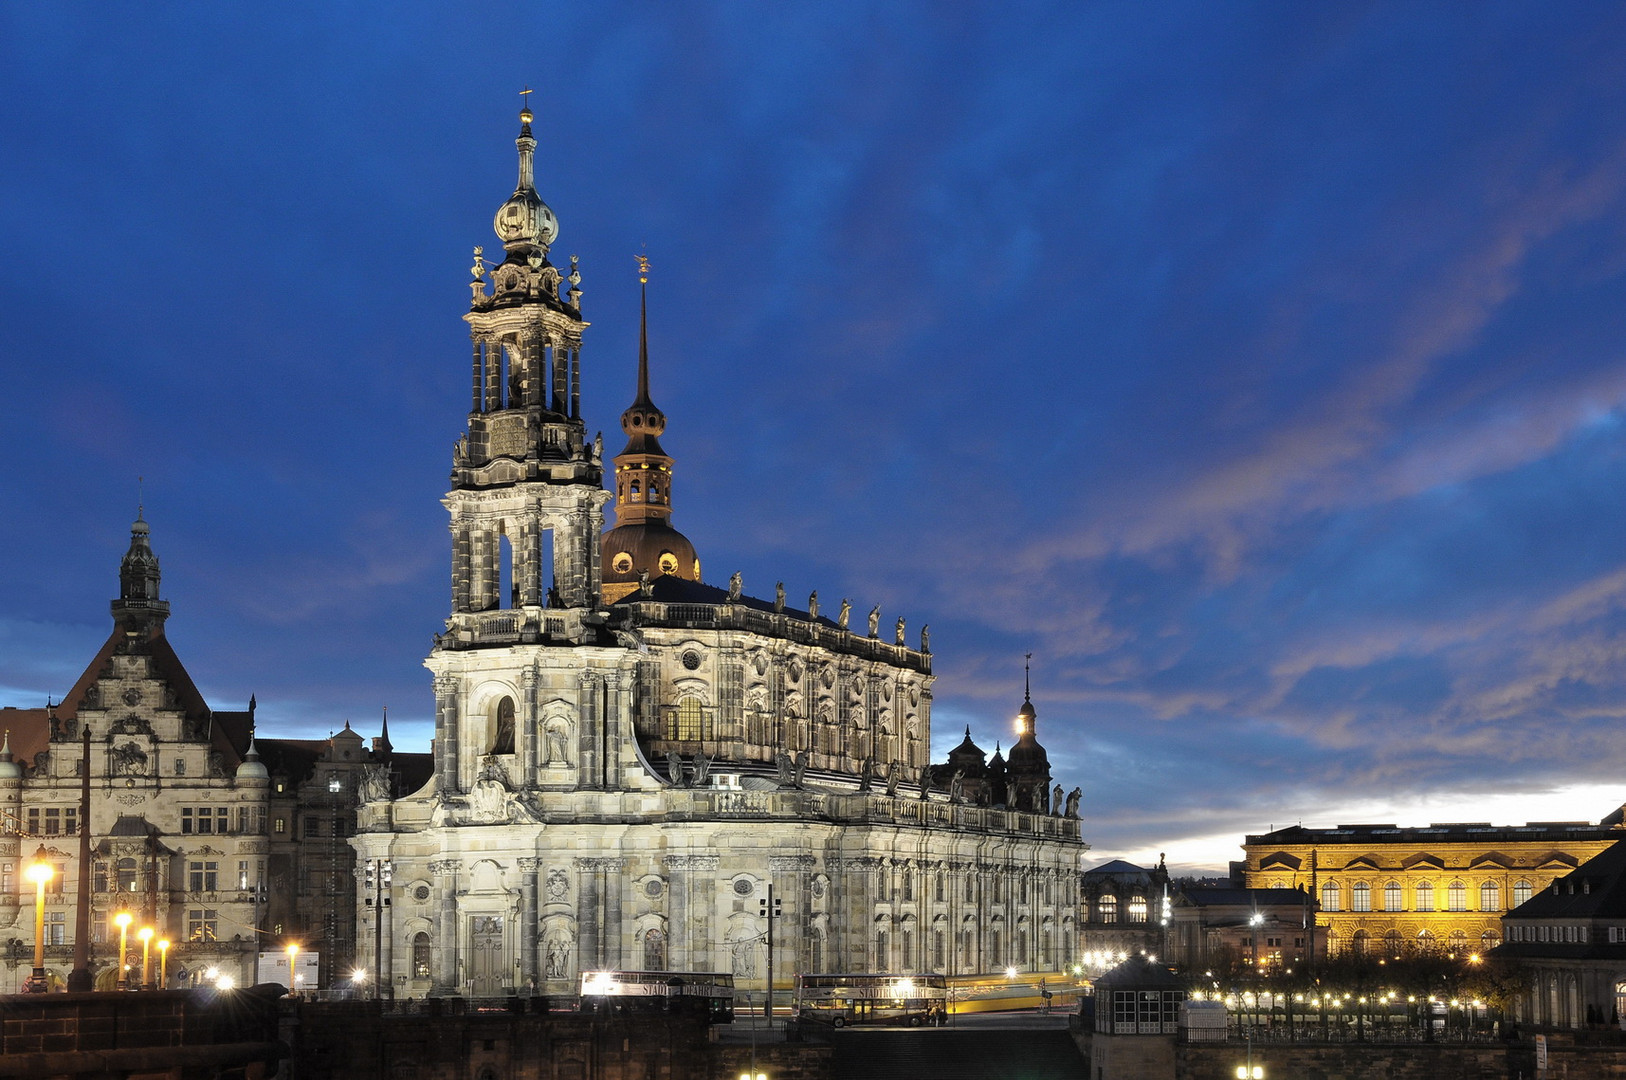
[793,972,949,1027]
[578,970,735,1023]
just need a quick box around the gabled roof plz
[1258,851,1301,871]
[1086,859,1153,877]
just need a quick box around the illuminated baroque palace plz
[350,108,1088,998]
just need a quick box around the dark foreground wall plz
[290,1000,832,1080]
[0,987,283,1080]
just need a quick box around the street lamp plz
[138,927,154,990]
[114,910,133,991]
[286,942,300,997]
[25,846,54,993]
[157,939,170,989]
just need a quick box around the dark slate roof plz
[108,814,157,837]
[1086,859,1154,878]
[1094,954,1185,990]
[2,625,251,772]
[1179,887,1312,908]
[1505,838,1626,920]
[1248,821,1622,845]
[609,573,842,626]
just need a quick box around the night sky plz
[6,5,1626,870]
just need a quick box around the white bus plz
[578,970,735,1023]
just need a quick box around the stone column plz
[484,339,501,412]
[452,525,472,614]
[602,671,624,790]
[521,667,539,787]
[430,860,460,995]
[471,336,484,414]
[552,338,568,413]
[434,675,461,796]
[576,858,601,970]
[577,673,600,790]
[603,860,626,969]
[520,518,541,608]
[666,857,688,971]
[569,345,581,419]
[518,857,540,989]
[771,855,816,975]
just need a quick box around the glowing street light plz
[285,942,301,996]
[113,910,133,991]
[25,846,54,993]
[157,939,170,989]
[138,927,154,991]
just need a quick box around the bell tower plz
[427,101,625,803]
[444,102,609,623]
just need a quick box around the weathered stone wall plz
[290,999,832,1080]
[0,988,281,1079]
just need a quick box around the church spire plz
[620,255,666,440]
[601,257,701,601]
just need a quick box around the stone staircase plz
[826,1027,1087,1080]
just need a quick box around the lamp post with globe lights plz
[25,846,54,992]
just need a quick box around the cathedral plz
[351,106,1088,998]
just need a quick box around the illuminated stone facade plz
[1240,820,1626,960]
[352,109,1087,1001]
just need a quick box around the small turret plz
[111,511,170,636]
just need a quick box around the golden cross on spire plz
[519,86,534,121]
[636,252,651,284]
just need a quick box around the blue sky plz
[5,4,1626,868]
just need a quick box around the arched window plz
[1128,896,1148,923]
[1352,929,1369,955]
[1098,894,1119,924]
[1447,880,1467,912]
[1383,929,1403,958]
[412,932,431,979]
[1481,881,1501,912]
[1352,882,1371,912]
[643,928,666,971]
[1513,879,1533,907]
[1321,881,1341,912]
[117,858,137,893]
[1416,928,1436,955]
[1384,880,1402,911]
[1415,880,1434,912]
[1481,930,1500,952]
[1448,930,1468,956]
[629,479,642,502]
[491,696,516,755]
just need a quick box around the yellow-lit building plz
[1239,817,1626,959]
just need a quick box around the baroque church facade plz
[352,107,1088,998]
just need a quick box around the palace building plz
[351,107,1087,999]
[0,516,426,991]
[1239,817,1626,960]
